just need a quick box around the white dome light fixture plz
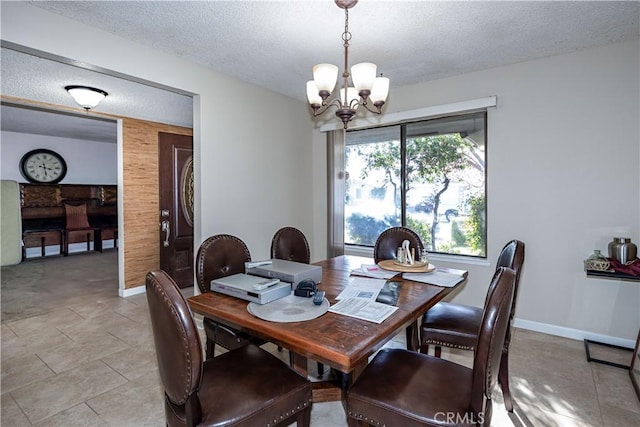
[65,85,108,111]
[306,0,389,129]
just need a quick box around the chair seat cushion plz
[421,302,483,350]
[347,349,475,427]
[196,344,311,426]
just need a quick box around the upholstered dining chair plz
[195,234,265,358]
[271,226,311,263]
[146,270,312,427]
[346,267,516,427]
[373,226,425,264]
[420,239,525,412]
[270,226,324,376]
[63,202,99,256]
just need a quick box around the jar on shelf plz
[608,238,638,264]
[585,250,610,271]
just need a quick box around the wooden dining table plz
[188,255,467,402]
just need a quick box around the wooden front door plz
[159,132,193,288]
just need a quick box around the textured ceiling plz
[1,1,639,142]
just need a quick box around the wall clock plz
[19,149,68,184]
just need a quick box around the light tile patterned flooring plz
[2,251,639,426]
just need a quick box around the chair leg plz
[498,350,514,412]
[205,339,215,359]
[317,362,324,376]
[296,405,311,427]
[434,345,442,358]
[347,417,365,426]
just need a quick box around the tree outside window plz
[344,112,487,257]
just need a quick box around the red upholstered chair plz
[373,226,424,263]
[146,270,312,427]
[346,267,516,427]
[63,202,100,255]
[420,239,525,412]
[195,234,265,358]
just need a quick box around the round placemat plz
[247,292,329,323]
[378,259,436,273]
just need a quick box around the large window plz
[343,112,487,257]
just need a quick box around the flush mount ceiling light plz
[306,0,389,129]
[64,85,108,111]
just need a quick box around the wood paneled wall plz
[122,118,192,289]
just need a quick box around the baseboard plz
[24,240,116,258]
[119,285,146,297]
[514,318,636,349]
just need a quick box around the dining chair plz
[146,270,312,427]
[420,239,525,412]
[270,226,324,376]
[346,267,516,427]
[63,202,99,256]
[373,226,425,263]
[271,226,311,263]
[195,234,266,358]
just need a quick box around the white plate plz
[247,292,329,323]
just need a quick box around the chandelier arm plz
[358,100,384,115]
[311,97,344,117]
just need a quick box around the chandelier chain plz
[342,8,351,45]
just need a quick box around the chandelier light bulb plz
[351,62,377,93]
[339,87,359,107]
[312,64,339,94]
[369,76,390,104]
[306,81,323,106]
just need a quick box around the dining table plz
[187,254,467,402]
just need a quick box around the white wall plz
[1,131,117,184]
[1,2,315,266]
[313,40,640,343]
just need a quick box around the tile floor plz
[2,251,639,426]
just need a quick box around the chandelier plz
[306,0,389,129]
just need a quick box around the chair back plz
[195,234,251,294]
[373,226,424,263]
[64,202,91,229]
[469,266,516,421]
[146,270,203,412]
[495,240,525,349]
[271,227,310,264]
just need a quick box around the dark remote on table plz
[313,291,325,305]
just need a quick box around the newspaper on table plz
[330,277,400,323]
[352,263,464,288]
[328,297,398,324]
[350,264,397,279]
[336,277,388,301]
[403,268,465,288]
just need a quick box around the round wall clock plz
[19,149,68,184]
